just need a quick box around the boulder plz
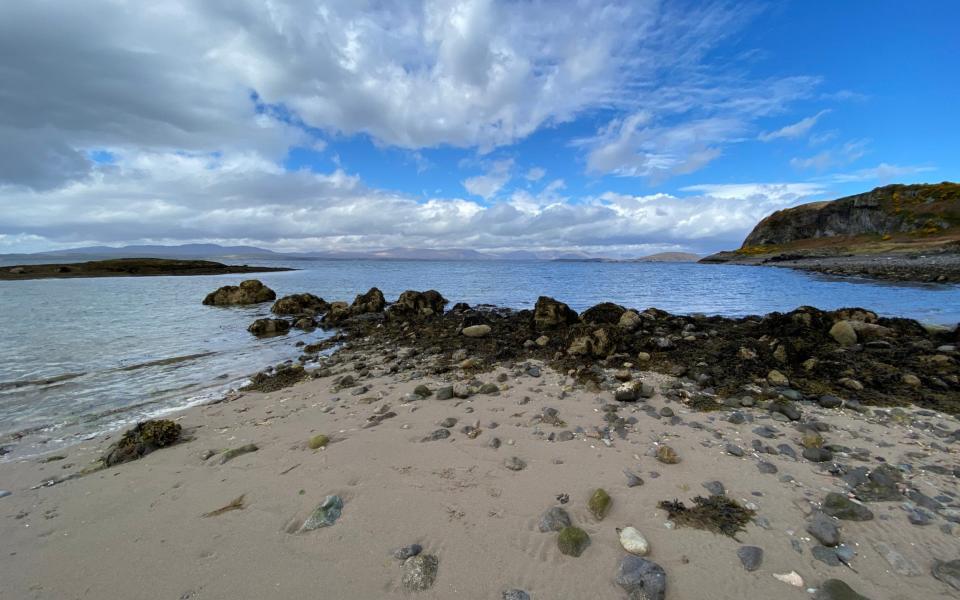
[533,296,579,329]
[829,321,858,346]
[614,555,667,600]
[619,310,643,331]
[567,328,613,358]
[100,420,182,467]
[580,302,626,325]
[350,287,386,315]
[389,290,448,319]
[202,280,276,305]
[462,324,492,338]
[247,318,290,337]
[271,293,329,315]
[321,301,351,324]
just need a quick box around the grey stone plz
[737,546,763,571]
[402,554,439,592]
[726,444,745,457]
[818,395,844,409]
[777,444,797,459]
[624,470,644,487]
[812,545,841,567]
[806,512,840,546]
[813,579,871,600]
[753,426,779,439]
[422,428,450,442]
[907,508,932,526]
[538,506,572,532]
[503,590,531,600]
[435,386,454,400]
[504,456,526,471]
[393,544,423,560]
[0,490,10,499]
[872,541,922,576]
[757,461,778,474]
[439,417,458,428]
[803,447,834,462]
[933,559,960,591]
[614,555,667,600]
[702,480,726,496]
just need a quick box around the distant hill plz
[631,252,700,262]
[702,182,960,263]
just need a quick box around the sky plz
[0,0,957,256]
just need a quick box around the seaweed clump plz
[658,495,755,539]
[242,364,307,393]
[101,419,182,467]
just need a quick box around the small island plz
[0,258,294,281]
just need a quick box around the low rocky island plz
[2,287,958,599]
[702,183,960,283]
[0,257,294,280]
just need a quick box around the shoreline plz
[2,291,959,598]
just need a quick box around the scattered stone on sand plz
[557,526,590,557]
[615,555,667,600]
[803,447,834,462]
[624,470,644,487]
[393,544,422,561]
[872,541,922,576]
[218,443,259,465]
[401,554,439,592]
[202,280,276,305]
[307,434,330,449]
[655,445,680,464]
[0,490,11,499]
[504,456,526,471]
[812,545,842,567]
[932,559,960,591]
[538,506,572,532]
[813,579,871,600]
[618,526,650,556]
[100,419,182,467]
[757,461,778,474]
[588,488,612,520]
[300,495,343,531]
[502,590,530,600]
[413,384,432,398]
[822,493,874,521]
[702,480,725,496]
[806,512,840,547]
[422,429,451,442]
[726,444,745,457]
[737,546,763,571]
[435,386,454,400]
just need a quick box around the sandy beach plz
[2,331,960,599]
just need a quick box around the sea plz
[2,258,959,459]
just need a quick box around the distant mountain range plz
[0,243,700,263]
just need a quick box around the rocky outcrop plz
[271,293,329,316]
[388,290,447,319]
[202,280,276,305]
[533,296,579,330]
[247,318,291,337]
[580,302,626,325]
[741,183,959,248]
[350,287,386,314]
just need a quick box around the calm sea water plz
[2,258,959,459]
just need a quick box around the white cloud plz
[759,109,830,142]
[790,139,869,171]
[0,151,826,254]
[525,167,546,181]
[462,158,514,199]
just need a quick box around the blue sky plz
[0,1,956,256]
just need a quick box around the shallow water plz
[1,258,958,459]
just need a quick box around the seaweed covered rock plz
[567,328,614,358]
[580,302,626,325]
[533,296,578,330]
[557,526,590,557]
[350,287,386,315]
[247,318,291,337]
[271,293,329,316]
[389,290,448,319]
[101,419,182,467]
[202,280,275,305]
[588,488,612,520]
[322,301,351,324]
[243,364,308,392]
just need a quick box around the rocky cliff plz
[740,183,960,249]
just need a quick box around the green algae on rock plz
[307,434,330,449]
[100,419,182,467]
[587,488,612,520]
[557,526,591,557]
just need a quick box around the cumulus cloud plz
[0,150,826,255]
[759,110,830,142]
[525,167,546,182]
[463,159,514,199]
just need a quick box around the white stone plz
[618,527,650,556]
